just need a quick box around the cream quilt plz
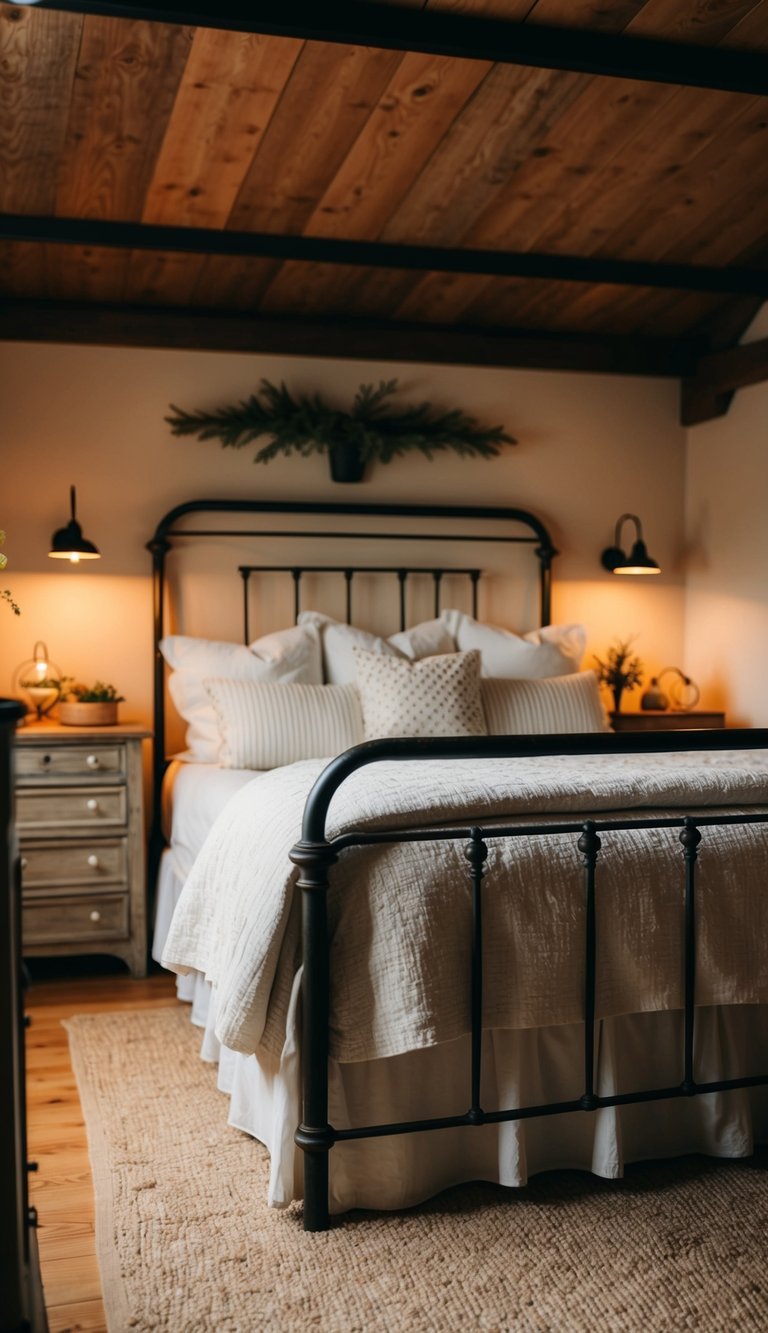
[161,750,768,1061]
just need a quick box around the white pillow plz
[203,678,363,769]
[441,610,586,678]
[353,647,487,740]
[297,611,400,684]
[481,671,609,735]
[298,611,456,684]
[161,623,322,762]
[389,617,455,660]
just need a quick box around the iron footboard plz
[289,729,768,1232]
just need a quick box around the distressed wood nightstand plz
[610,710,725,732]
[14,719,151,978]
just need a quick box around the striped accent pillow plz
[203,678,364,769]
[481,671,609,735]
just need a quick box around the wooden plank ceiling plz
[1,0,767,419]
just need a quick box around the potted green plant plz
[593,639,644,714]
[166,379,515,483]
[58,680,125,727]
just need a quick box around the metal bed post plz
[146,532,170,921]
[289,838,338,1234]
[578,821,601,1109]
[465,827,488,1122]
[680,818,702,1094]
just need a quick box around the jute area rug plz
[65,1006,768,1333]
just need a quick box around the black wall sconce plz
[601,513,660,575]
[48,485,101,563]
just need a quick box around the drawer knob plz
[86,798,100,813]
[89,910,101,923]
[87,854,100,869]
[40,754,51,767]
[20,856,28,870]
[86,754,100,769]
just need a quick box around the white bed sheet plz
[152,760,259,980]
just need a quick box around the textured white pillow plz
[203,678,364,769]
[161,623,322,762]
[353,647,487,740]
[481,671,610,735]
[441,610,586,678]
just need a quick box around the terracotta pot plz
[328,442,366,483]
[58,700,119,726]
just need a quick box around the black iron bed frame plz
[290,730,768,1231]
[147,497,557,881]
[148,499,768,1233]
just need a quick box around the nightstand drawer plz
[22,893,130,945]
[14,723,150,976]
[15,743,125,782]
[20,838,128,889]
[16,786,127,831]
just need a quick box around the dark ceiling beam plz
[20,1,768,96]
[4,215,768,297]
[0,299,701,378]
[681,335,768,426]
[697,336,768,394]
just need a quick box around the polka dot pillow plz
[352,647,487,740]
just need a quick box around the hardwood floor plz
[24,962,180,1333]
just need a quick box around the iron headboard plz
[146,498,557,885]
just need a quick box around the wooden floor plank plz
[46,1298,108,1333]
[23,966,179,1325]
[36,1253,103,1306]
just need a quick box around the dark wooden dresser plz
[1,699,48,1332]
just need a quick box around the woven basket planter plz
[58,701,119,726]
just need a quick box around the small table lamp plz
[14,641,62,720]
[641,668,700,712]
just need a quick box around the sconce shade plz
[49,485,100,561]
[601,513,660,575]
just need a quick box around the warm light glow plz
[612,564,661,576]
[48,548,100,560]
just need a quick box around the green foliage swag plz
[166,379,515,465]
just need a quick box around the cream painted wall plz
[2,341,686,739]
[684,306,768,726]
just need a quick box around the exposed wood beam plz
[697,336,768,394]
[3,215,768,297]
[680,380,733,428]
[0,299,701,377]
[23,1,768,96]
[682,335,768,426]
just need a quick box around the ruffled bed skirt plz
[187,970,768,1215]
[156,849,768,1214]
